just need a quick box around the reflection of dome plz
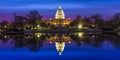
[55,6,65,20]
[55,42,65,55]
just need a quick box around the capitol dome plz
[55,6,65,20]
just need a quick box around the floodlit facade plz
[55,6,65,20]
[45,6,73,27]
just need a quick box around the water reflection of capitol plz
[0,32,84,55]
[1,32,120,55]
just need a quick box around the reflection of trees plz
[27,38,42,52]
[111,13,120,28]
[0,34,11,43]
[27,35,46,52]
[5,33,46,52]
[70,34,82,46]
[0,33,120,50]
[104,34,120,49]
[12,35,29,48]
[70,33,105,48]
[89,34,104,48]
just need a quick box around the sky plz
[0,0,120,20]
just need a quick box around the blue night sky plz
[0,0,120,20]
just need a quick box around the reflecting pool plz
[0,32,120,60]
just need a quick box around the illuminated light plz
[35,33,41,38]
[34,25,41,29]
[68,41,71,44]
[49,18,52,20]
[54,23,57,25]
[37,25,40,28]
[55,37,56,38]
[68,18,71,20]
[78,32,84,37]
[37,34,40,38]
[92,35,95,38]
[54,37,57,39]
[49,42,52,44]
[92,24,95,27]
[4,26,7,28]
[64,22,69,25]
[78,24,82,29]
[27,25,30,28]
[4,35,7,38]
[27,35,31,38]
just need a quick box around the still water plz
[0,32,120,60]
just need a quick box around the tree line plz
[0,10,120,30]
